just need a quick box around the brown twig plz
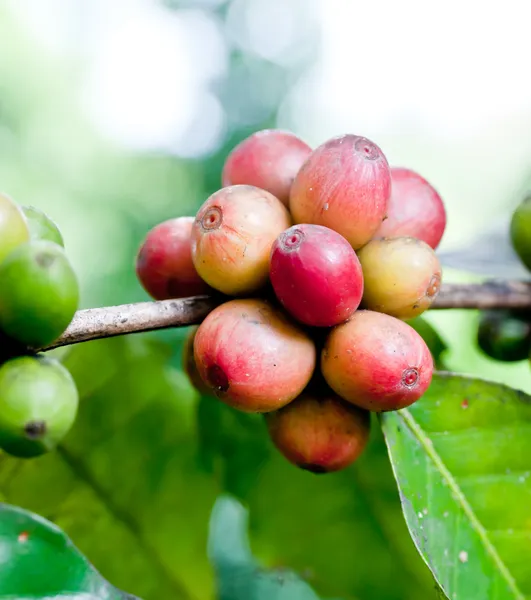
[39,281,531,352]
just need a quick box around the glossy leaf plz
[0,502,138,599]
[381,373,531,600]
[208,495,323,600]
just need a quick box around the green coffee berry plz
[477,309,531,362]
[0,192,30,263]
[22,205,64,248]
[0,240,79,348]
[0,355,78,458]
[358,237,442,320]
[510,196,531,272]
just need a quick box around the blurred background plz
[4,0,531,390]
[1,2,531,599]
[3,0,531,389]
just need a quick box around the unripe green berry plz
[358,236,442,320]
[0,241,79,348]
[22,205,64,248]
[510,196,531,272]
[0,355,78,458]
[477,309,531,362]
[0,192,30,263]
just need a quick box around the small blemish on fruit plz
[402,368,419,388]
[461,398,469,409]
[206,364,229,393]
[35,252,56,268]
[323,203,329,211]
[17,531,29,543]
[426,274,441,298]
[24,421,46,439]
[458,551,468,563]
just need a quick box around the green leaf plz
[0,336,220,600]
[381,372,531,600]
[0,502,138,599]
[208,495,323,600]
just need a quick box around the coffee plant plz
[0,127,529,600]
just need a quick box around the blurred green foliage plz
[0,335,438,600]
[0,3,530,600]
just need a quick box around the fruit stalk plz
[37,280,531,353]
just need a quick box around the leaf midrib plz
[398,408,524,600]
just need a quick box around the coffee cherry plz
[0,241,79,348]
[289,134,391,249]
[191,185,292,296]
[194,299,316,412]
[0,192,30,263]
[510,195,531,272]
[270,224,363,327]
[22,205,65,248]
[321,310,433,412]
[0,355,78,458]
[222,129,312,207]
[182,326,211,395]
[357,237,442,319]
[265,391,370,473]
[373,168,446,249]
[477,309,531,362]
[136,217,211,300]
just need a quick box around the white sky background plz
[8,0,531,249]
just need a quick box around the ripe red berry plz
[373,167,447,249]
[358,237,442,319]
[193,299,316,413]
[265,390,371,474]
[289,134,391,249]
[191,185,292,296]
[321,310,433,412]
[222,129,312,207]
[270,224,364,327]
[136,217,211,300]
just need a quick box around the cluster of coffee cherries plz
[136,130,447,474]
[0,193,79,458]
